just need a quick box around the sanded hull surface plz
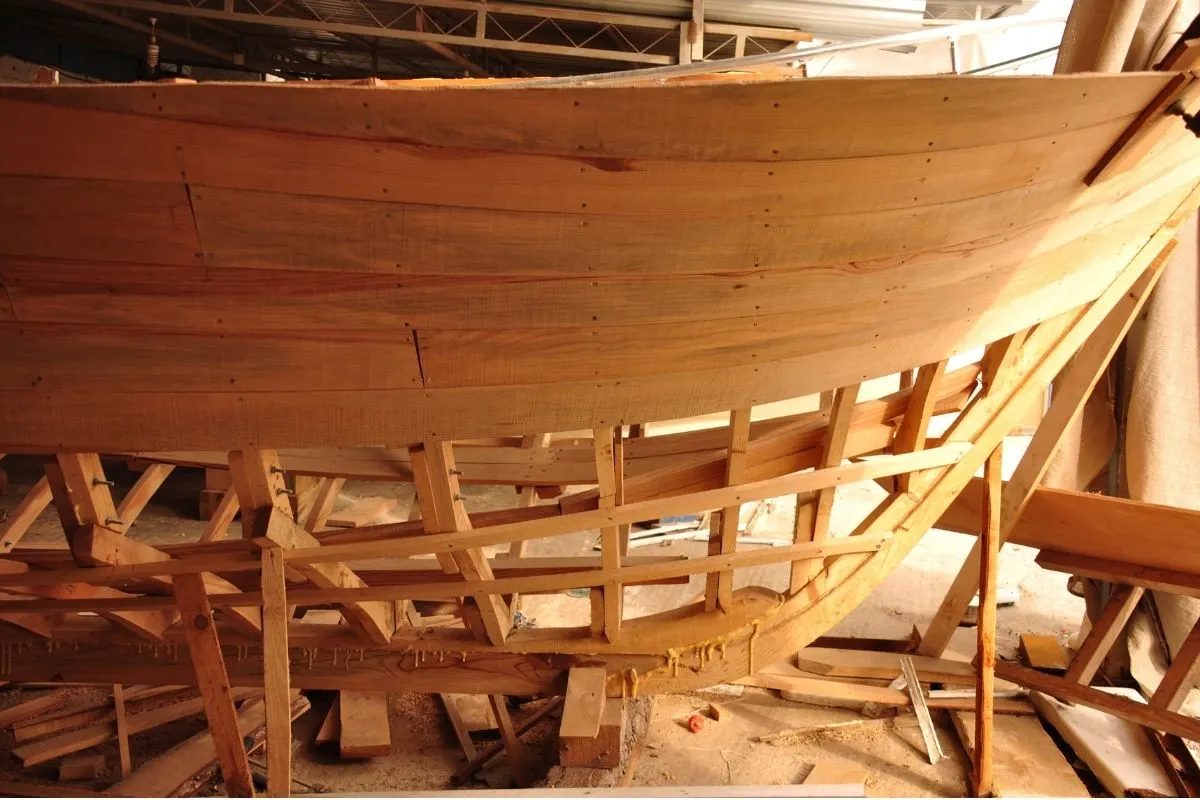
[0,73,1197,450]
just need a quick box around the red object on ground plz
[687,714,704,733]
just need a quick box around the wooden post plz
[593,427,623,641]
[707,408,750,611]
[112,684,131,778]
[174,573,254,797]
[262,547,292,797]
[973,445,1001,797]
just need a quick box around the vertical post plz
[689,0,705,61]
[113,684,132,778]
[174,573,254,797]
[706,408,750,612]
[593,427,623,641]
[262,547,292,797]
[973,444,1002,797]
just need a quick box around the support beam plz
[229,448,394,645]
[410,441,511,646]
[707,408,750,612]
[112,685,131,779]
[261,547,291,797]
[973,446,1001,797]
[919,241,1176,657]
[894,360,947,492]
[1064,584,1144,685]
[593,427,623,641]
[0,476,50,554]
[173,573,254,797]
[115,463,174,528]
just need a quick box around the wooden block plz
[952,711,1089,797]
[443,693,497,733]
[560,667,607,739]
[339,691,391,759]
[59,752,105,781]
[707,703,722,722]
[315,697,340,745]
[1018,634,1070,673]
[327,497,398,528]
[803,761,868,790]
[560,699,624,769]
[1031,688,1177,797]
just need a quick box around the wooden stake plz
[973,445,1001,797]
[593,427,623,641]
[112,684,131,778]
[173,573,253,797]
[262,547,292,796]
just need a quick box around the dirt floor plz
[0,431,1085,795]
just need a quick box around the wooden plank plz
[339,691,391,759]
[1150,616,1200,712]
[173,573,254,797]
[973,445,1001,795]
[593,427,623,641]
[706,408,750,612]
[0,691,67,727]
[1018,634,1070,673]
[793,648,976,685]
[1036,549,1200,598]
[113,684,131,778]
[791,384,858,592]
[440,694,479,759]
[1064,584,1144,685]
[951,710,1090,797]
[1031,688,1177,797]
[1088,73,1198,184]
[997,661,1200,741]
[12,689,257,767]
[0,780,109,798]
[802,762,868,791]
[261,546,292,797]
[560,667,607,739]
[114,694,309,797]
[327,497,398,528]
[901,656,943,765]
[560,699,623,769]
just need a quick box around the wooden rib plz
[593,427,623,641]
[228,448,395,645]
[973,445,1001,797]
[261,547,291,797]
[173,573,254,798]
[918,239,1179,657]
[790,384,858,594]
[1063,584,1144,685]
[115,463,174,527]
[198,487,238,543]
[706,408,750,613]
[893,360,947,493]
[1150,618,1200,713]
[410,440,511,646]
[0,476,50,554]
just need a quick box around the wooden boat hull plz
[0,72,1197,698]
[0,74,1197,450]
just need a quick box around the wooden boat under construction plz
[0,54,1198,710]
